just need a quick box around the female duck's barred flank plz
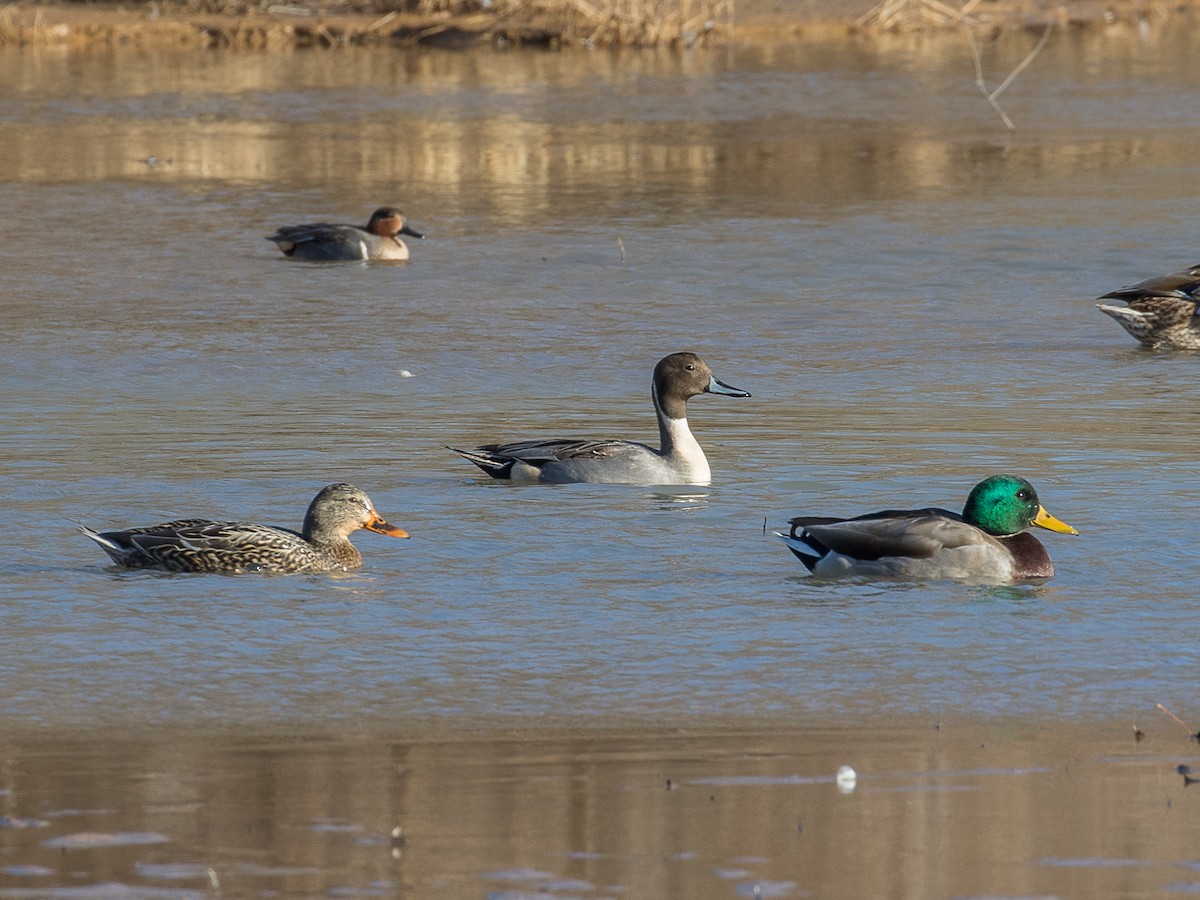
[267,207,424,261]
[80,484,409,575]
[447,352,751,485]
[1096,263,1200,350]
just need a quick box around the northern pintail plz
[80,483,409,574]
[267,207,424,261]
[777,475,1077,583]
[1096,263,1200,349]
[447,352,751,485]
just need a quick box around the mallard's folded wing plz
[1099,265,1200,301]
[122,521,306,557]
[800,513,983,561]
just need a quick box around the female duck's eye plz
[685,364,695,371]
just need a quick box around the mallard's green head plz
[961,475,1078,538]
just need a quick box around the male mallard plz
[1096,264,1200,349]
[80,483,409,574]
[777,475,1077,582]
[446,352,751,485]
[267,207,424,261]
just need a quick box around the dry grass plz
[176,0,733,45]
[0,0,1189,49]
[858,0,984,29]
[857,0,1195,32]
[488,0,733,46]
[0,0,734,47]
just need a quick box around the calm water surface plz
[0,722,1198,898]
[1,22,1199,896]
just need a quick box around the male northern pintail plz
[80,483,409,574]
[1096,263,1200,349]
[777,475,1077,583]
[267,207,424,261]
[447,352,751,485]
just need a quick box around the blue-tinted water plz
[0,29,1198,735]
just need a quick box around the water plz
[1,21,1199,896]
[0,722,1197,898]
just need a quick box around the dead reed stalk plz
[860,0,1054,131]
[966,19,1052,130]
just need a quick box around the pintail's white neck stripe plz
[660,414,709,478]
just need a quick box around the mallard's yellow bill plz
[1032,506,1078,535]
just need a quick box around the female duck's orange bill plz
[365,510,410,539]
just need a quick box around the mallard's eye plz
[685,364,695,371]
[1017,490,1030,501]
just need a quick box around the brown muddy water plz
[2,21,1200,898]
[3,721,1200,898]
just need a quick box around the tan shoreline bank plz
[0,0,1192,50]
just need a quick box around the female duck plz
[1096,264,1200,349]
[447,352,751,485]
[267,207,424,261]
[778,475,1077,582]
[80,483,409,574]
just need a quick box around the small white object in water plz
[836,765,857,794]
[398,370,414,378]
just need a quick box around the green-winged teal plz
[267,207,424,261]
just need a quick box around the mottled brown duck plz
[1096,264,1200,350]
[81,483,409,574]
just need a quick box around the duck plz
[777,474,1077,582]
[80,483,409,574]
[446,352,751,485]
[1096,264,1200,349]
[267,207,424,261]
